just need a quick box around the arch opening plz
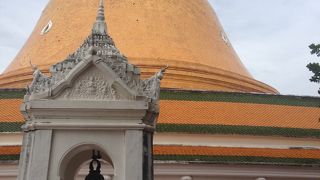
[59,144,114,180]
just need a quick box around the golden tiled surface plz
[0,99,24,122]
[0,98,319,131]
[0,146,21,155]
[2,145,320,160]
[158,100,320,129]
[0,0,277,93]
[154,145,320,159]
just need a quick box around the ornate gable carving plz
[56,66,120,101]
[25,0,166,118]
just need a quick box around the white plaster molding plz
[154,163,320,179]
[0,133,22,146]
[24,99,147,110]
[154,133,320,150]
[22,122,154,131]
[3,133,320,150]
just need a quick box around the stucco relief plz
[58,72,118,101]
[27,65,50,94]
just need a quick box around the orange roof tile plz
[2,145,320,163]
[158,100,320,129]
[0,99,24,122]
[0,98,319,131]
[0,146,21,155]
[154,145,320,159]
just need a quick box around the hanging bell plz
[85,150,105,180]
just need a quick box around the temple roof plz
[0,89,319,136]
[0,89,320,166]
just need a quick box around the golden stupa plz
[2,2,320,179]
[0,0,277,94]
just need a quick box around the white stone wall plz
[2,163,320,180]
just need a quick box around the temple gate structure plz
[17,1,164,179]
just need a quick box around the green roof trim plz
[0,155,19,161]
[160,89,320,107]
[1,122,320,138]
[156,124,320,138]
[154,155,320,166]
[0,89,25,99]
[0,122,23,132]
[1,88,319,107]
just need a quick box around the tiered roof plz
[1,89,320,166]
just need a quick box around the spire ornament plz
[92,0,108,35]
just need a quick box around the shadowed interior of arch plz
[58,144,114,180]
[76,159,114,180]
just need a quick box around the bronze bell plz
[85,150,105,180]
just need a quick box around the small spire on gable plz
[92,0,108,35]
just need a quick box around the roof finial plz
[97,0,105,22]
[92,0,108,35]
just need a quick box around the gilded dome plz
[0,0,277,94]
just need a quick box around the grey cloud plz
[210,0,320,96]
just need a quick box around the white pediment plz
[28,50,146,102]
[56,64,135,101]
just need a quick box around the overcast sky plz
[0,0,319,96]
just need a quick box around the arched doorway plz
[59,144,114,180]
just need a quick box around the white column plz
[28,130,52,180]
[125,130,143,180]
